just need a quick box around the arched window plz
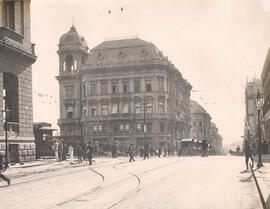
[65,55,74,71]
[3,73,18,124]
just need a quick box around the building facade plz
[57,27,192,150]
[209,122,223,154]
[244,78,263,147]
[261,49,270,153]
[189,100,211,142]
[0,0,37,162]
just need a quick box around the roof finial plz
[72,17,74,27]
[70,17,76,31]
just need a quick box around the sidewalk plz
[1,156,118,181]
[252,159,270,209]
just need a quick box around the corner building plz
[57,27,192,149]
[0,0,37,162]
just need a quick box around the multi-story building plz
[261,49,270,153]
[57,26,192,150]
[189,100,211,142]
[209,122,223,154]
[0,0,37,162]
[244,78,263,146]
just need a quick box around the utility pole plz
[143,95,146,143]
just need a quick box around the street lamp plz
[255,89,264,168]
[2,105,10,168]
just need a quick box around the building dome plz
[58,25,88,53]
[84,37,169,69]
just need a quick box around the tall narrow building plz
[0,0,37,162]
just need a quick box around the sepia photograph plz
[1,0,270,208]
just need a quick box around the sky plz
[31,0,270,146]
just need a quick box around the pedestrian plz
[140,146,144,158]
[69,144,74,164]
[244,140,254,170]
[0,153,10,186]
[76,144,83,164]
[52,140,59,160]
[236,145,241,156]
[58,139,63,162]
[62,142,68,161]
[127,144,135,162]
[144,142,149,159]
[86,141,94,165]
[158,145,162,157]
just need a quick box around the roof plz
[58,25,88,52]
[84,37,170,69]
[92,38,150,50]
[190,100,207,114]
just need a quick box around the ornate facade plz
[57,27,192,149]
[0,0,37,162]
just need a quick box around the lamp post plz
[2,105,10,168]
[255,89,264,168]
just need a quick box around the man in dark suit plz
[0,153,10,186]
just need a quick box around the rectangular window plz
[3,1,15,30]
[82,106,87,116]
[134,80,140,93]
[122,103,129,114]
[125,124,129,131]
[157,77,164,91]
[199,121,202,128]
[103,125,107,133]
[91,106,97,116]
[66,86,74,99]
[66,106,73,119]
[158,98,165,113]
[146,103,152,113]
[93,125,97,132]
[90,82,96,95]
[120,124,124,131]
[82,84,86,97]
[123,81,129,93]
[101,81,108,95]
[112,103,118,114]
[146,80,152,92]
[160,122,165,133]
[136,123,141,131]
[112,81,118,94]
[102,105,108,116]
[147,122,152,133]
[98,125,102,132]
[135,102,141,114]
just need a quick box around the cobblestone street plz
[0,156,266,209]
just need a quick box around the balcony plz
[0,27,37,68]
[5,122,19,136]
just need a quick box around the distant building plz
[244,78,263,148]
[56,26,192,150]
[0,0,37,162]
[209,122,222,154]
[189,100,211,142]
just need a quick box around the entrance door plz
[9,144,19,163]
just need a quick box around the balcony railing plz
[0,27,24,44]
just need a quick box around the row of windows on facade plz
[66,101,166,118]
[83,122,167,134]
[75,77,166,97]
[3,1,24,35]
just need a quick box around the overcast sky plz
[31,0,270,146]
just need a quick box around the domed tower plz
[56,26,88,143]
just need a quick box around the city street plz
[0,156,264,209]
